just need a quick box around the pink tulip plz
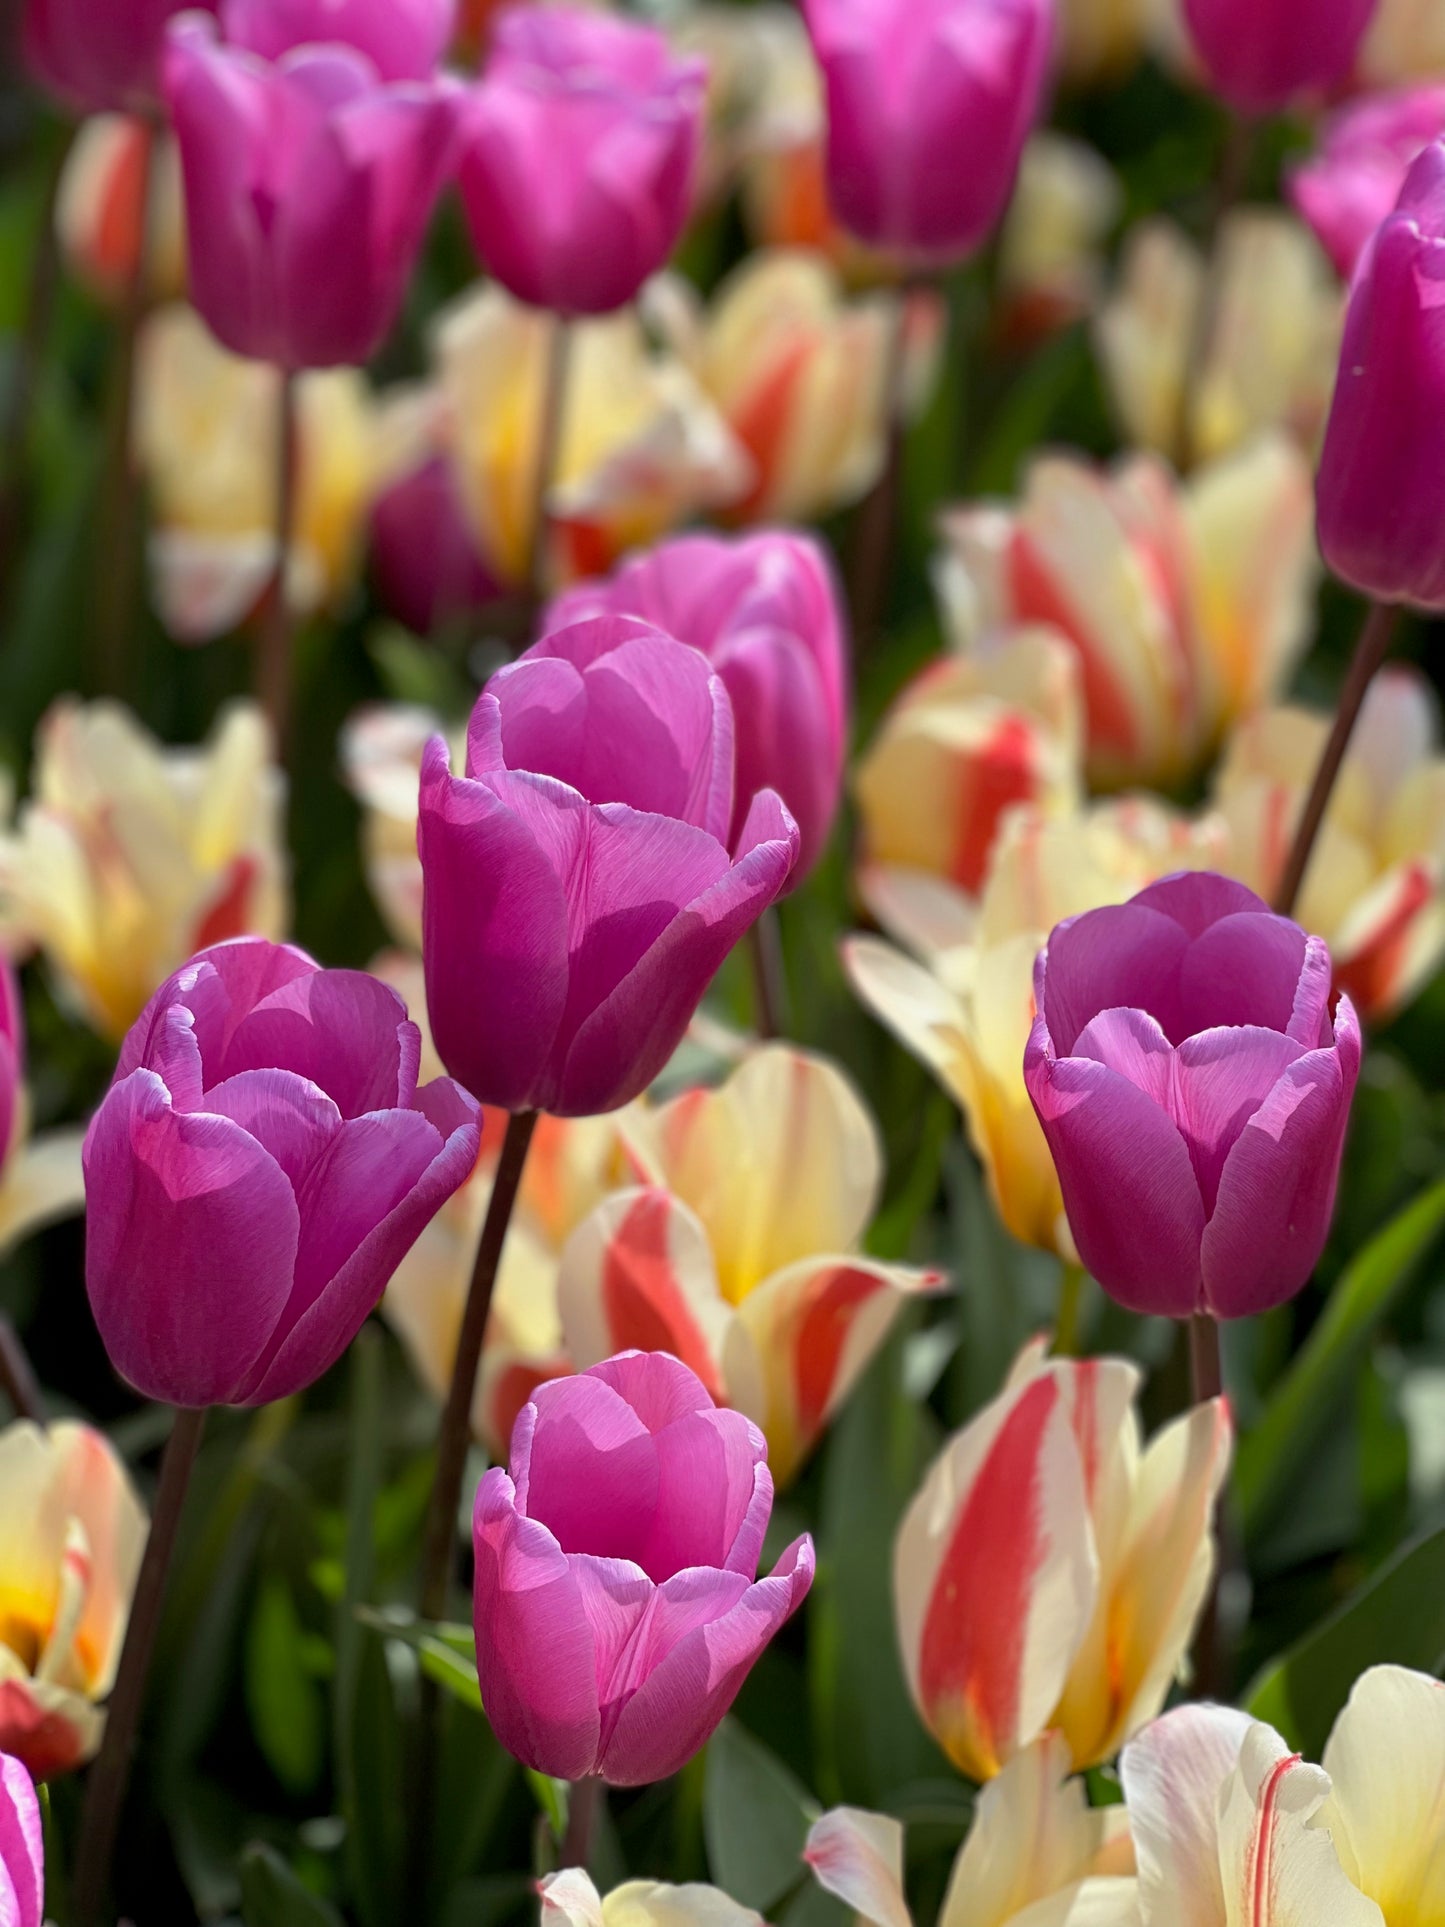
[799,0,1054,266]
[0,1754,43,1927]
[1180,0,1379,115]
[1024,873,1360,1320]
[418,617,800,1118]
[548,533,849,881]
[163,16,458,370]
[472,1350,814,1785]
[456,7,706,316]
[222,0,457,81]
[83,938,481,1408]
[23,0,217,113]
[1316,142,1445,610]
[370,456,500,636]
[1291,85,1445,277]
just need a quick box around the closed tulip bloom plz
[473,1350,814,1784]
[1181,0,1379,115]
[223,0,457,80]
[1024,872,1361,1321]
[540,1870,763,1927]
[83,938,481,1408]
[895,1341,1230,1781]
[800,0,1054,266]
[163,17,458,370]
[1317,142,1445,611]
[1291,85,1445,278]
[0,1421,147,1780]
[457,8,706,316]
[0,1754,42,1927]
[549,532,849,880]
[24,0,216,113]
[419,617,799,1118]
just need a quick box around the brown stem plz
[1186,1313,1231,1698]
[1273,601,1398,920]
[560,1777,602,1872]
[0,1314,45,1424]
[746,908,789,1042]
[73,1406,207,1927]
[848,286,912,656]
[522,316,573,631]
[0,127,70,614]
[256,369,300,758]
[1175,113,1257,468]
[92,119,157,696]
[1189,1313,1223,1405]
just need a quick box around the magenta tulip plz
[23,0,216,113]
[1291,86,1445,278]
[799,0,1053,266]
[1180,0,1378,116]
[0,966,21,1171]
[473,1351,815,1785]
[419,617,799,1118]
[455,7,705,316]
[1317,143,1445,611]
[0,1754,43,1927]
[222,0,457,80]
[371,456,500,636]
[84,938,481,1408]
[1024,873,1360,1321]
[163,17,458,370]
[548,533,849,881]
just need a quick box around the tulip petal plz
[539,1869,606,1927]
[506,1372,663,1572]
[0,1129,88,1259]
[599,1881,767,1927]
[1120,1702,1253,1927]
[1172,1027,1306,1214]
[1320,1665,1445,1921]
[1217,1724,1384,1927]
[1041,904,1190,1053]
[84,1070,298,1407]
[640,1409,773,1584]
[1131,872,1270,936]
[805,1807,911,1927]
[218,968,419,1117]
[0,1753,43,1927]
[1200,1001,1361,1319]
[472,1471,602,1779]
[1173,913,1314,1041]
[584,1350,720,1433]
[0,1671,99,1782]
[1025,1022,1205,1318]
[201,1068,341,1187]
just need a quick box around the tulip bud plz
[1180,0,1379,115]
[473,1350,814,1784]
[163,16,458,370]
[24,0,217,114]
[1316,142,1445,611]
[457,8,706,317]
[799,0,1054,267]
[418,617,800,1118]
[83,938,482,1408]
[1290,84,1445,279]
[548,532,850,881]
[1024,872,1361,1320]
[222,0,457,80]
[0,1753,42,1927]
[0,1421,148,1780]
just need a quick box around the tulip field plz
[4,0,1445,1923]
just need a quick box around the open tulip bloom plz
[472,1351,815,1785]
[1024,872,1361,1320]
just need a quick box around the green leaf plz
[526,1772,569,1840]
[240,1844,344,1927]
[245,1577,326,1795]
[1236,1179,1445,1539]
[356,1608,482,1716]
[1245,1523,1445,1759]
[703,1717,817,1913]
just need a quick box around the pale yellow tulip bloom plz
[1213,669,1445,1021]
[557,1045,943,1485]
[56,116,185,306]
[340,704,452,956]
[437,282,750,592]
[1361,0,1445,83]
[540,1867,764,1927]
[134,303,379,642]
[846,800,1226,1258]
[0,699,287,1041]
[0,1420,147,1781]
[806,1735,1138,1927]
[1095,212,1343,468]
[997,136,1122,342]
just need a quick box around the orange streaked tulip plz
[55,114,185,306]
[0,699,288,1041]
[854,628,1083,899]
[556,1045,943,1485]
[895,1340,1231,1782]
[936,437,1317,790]
[0,1421,147,1780]
[1213,668,1445,1023]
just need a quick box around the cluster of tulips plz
[0,0,1444,1921]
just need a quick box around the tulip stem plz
[0,1314,46,1424]
[747,908,790,1041]
[0,127,69,618]
[1273,601,1398,920]
[1175,112,1257,467]
[849,282,914,655]
[93,117,158,698]
[73,1405,208,1927]
[560,1777,603,1872]
[1189,1313,1223,1405]
[524,316,573,627]
[1053,1264,1086,1358]
[256,368,301,758]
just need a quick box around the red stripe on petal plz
[952,714,1041,895]
[1247,1751,1301,1927]
[1009,534,1141,765]
[793,1266,883,1438]
[192,855,260,951]
[602,1194,725,1404]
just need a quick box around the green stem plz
[560,1777,603,1872]
[256,369,300,760]
[523,315,573,627]
[1053,1264,1086,1358]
